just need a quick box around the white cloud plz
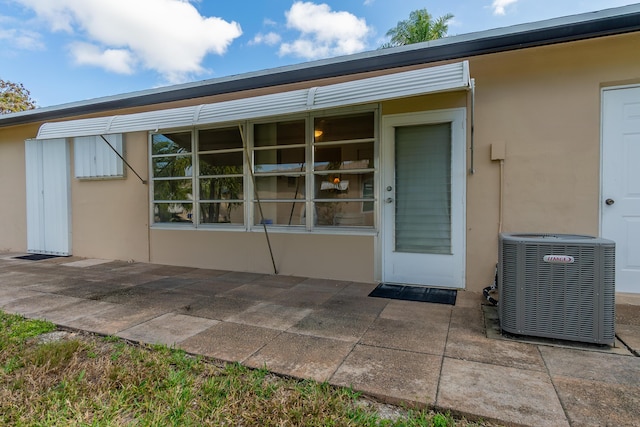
[0,27,44,50]
[492,0,519,16]
[363,0,375,5]
[250,32,282,46]
[13,0,242,83]
[279,2,371,60]
[70,42,135,74]
[0,14,44,50]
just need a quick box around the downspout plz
[469,78,475,175]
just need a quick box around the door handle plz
[605,198,615,206]
[385,198,394,204]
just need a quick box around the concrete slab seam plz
[537,345,572,426]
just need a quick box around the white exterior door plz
[25,138,71,256]
[381,109,466,288]
[602,86,640,294]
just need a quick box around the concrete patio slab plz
[118,313,219,347]
[220,283,287,301]
[0,288,43,305]
[51,280,136,299]
[1,256,639,427]
[217,271,264,283]
[138,277,202,291]
[24,277,104,293]
[378,300,452,324]
[249,274,307,289]
[616,324,640,355]
[173,279,243,296]
[289,308,377,342]
[174,268,228,279]
[360,317,449,355]
[617,303,640,325]
[437,358,569,427]
[31,299,116,325]
[179,322,281,362]
[266,285,340,308]
[552,376,640,427]
[61,258,113,268]
[225,302,313,330]
[0,271,62,288]
[539,346,640,387]
[331,344,441,406]
[177,295,261,321]
[296,278,352,293]
[336,281,379,297]
[140,265,196,276]
[62,303,170,336]
[96,287,199,311]
[449,302,484,333]
[245,332,355,382]
[1,293,86,318]
[446,322,547,371]
[320,293,388,317]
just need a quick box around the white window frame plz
[149,105,378,234]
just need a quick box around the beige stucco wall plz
[70,132,150,262]
[1,32,638,291]
[463,32,640,290]
[150,229,375,282]
[0,125,37,252]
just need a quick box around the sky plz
[1,0,638,108]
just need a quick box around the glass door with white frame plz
[381,109,466,288]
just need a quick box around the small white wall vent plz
[498,233,615,345]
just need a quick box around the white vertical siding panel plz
[41,139,71,255]
[25,139,45,253]
[25,138,71,255]
[74,134,123,178]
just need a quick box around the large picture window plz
[150,109,376,231]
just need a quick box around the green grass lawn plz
[0,310,496,426]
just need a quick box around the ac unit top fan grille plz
[498,233,615,345]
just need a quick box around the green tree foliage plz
[0,79,36,114]
[381,8,454,48]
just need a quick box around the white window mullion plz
[193,128,199,227]
[245,121,253,231]
[305,115,314,231]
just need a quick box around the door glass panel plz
[395,123,451,254]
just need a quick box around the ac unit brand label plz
[543,255,575,264]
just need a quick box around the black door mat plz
[13,254,61,261]
[369,283,457,305]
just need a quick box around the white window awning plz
[37,61,470,140]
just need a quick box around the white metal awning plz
[37,61,470,140]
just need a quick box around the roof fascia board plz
[2,4,639,128]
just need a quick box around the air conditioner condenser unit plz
[498,233,615,345]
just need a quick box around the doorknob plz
[385,197,394,204]
[605,198,615,206]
